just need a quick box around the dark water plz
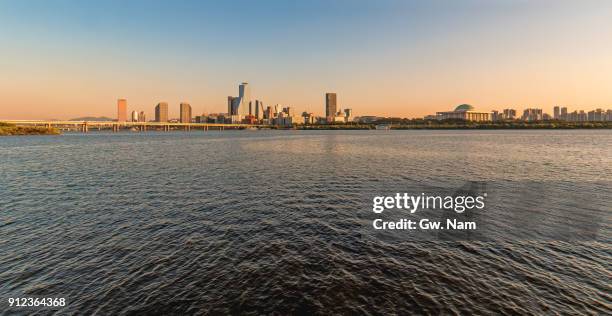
[1,130,610,315]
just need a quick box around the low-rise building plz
[436,104,490,121]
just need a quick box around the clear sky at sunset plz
[1,0,612,119]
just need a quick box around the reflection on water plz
[0,130,610,314]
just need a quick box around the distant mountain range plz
[69,116,114,121]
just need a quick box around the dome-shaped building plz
[454,104,475,112]
[435,104,490,121]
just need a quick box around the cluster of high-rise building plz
[117,99,147,123]
[130,110,145,122]
[227,82,258,123]
[325,93,353,123]
[116,83,354,126]
[552,106,612,122]
[427,104,612,122]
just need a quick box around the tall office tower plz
[259,101,265,119]
[254,100,263,119]
[325,93,337,118]
[155,102,169,122]
[227,96,234,115]
[117,99,127,122]
[180,102,192,123]
[553,106,560,119]
[503,108,516,120]
[231,97,241,119]
[138,111,146,122]
[561,107,568,120]
[238,82,251,117]
[131,110,139,122]
[264,106,273,119]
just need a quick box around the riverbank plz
[0,122,60,136]
[295,121,612,130]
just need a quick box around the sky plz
[1,0,612,119]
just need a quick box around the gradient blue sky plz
[1,0,612,119]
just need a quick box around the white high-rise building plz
[228,82,252,123]
[131,110,139,122]
[227,82,255,123]
[238,82,250,117]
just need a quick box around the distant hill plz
[69,116,114,121]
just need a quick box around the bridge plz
[2,120,271,132]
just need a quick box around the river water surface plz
[1,130,610,314]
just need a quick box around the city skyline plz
[107,87,611,125]
[2,0,612,119]
[5,84,612,122]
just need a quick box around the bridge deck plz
[2,120,268,128]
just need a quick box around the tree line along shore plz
[296,119,612,130]
[0,122,59,136]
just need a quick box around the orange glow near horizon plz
[1,1,612,120]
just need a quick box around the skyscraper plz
[117,99,127,122]
[155,102,168,122]
[325,93,337,119]
[131,110,139,122]
[227,82,252,123]
[264,106,273,120]
[238,82,251,117]
[231,97,241,121]
[227,96,234,115]
[138,111,146,122]
[254,100,263,119]
[554,106,560,119]
[180,102,192,123]
[561,107,568,120]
